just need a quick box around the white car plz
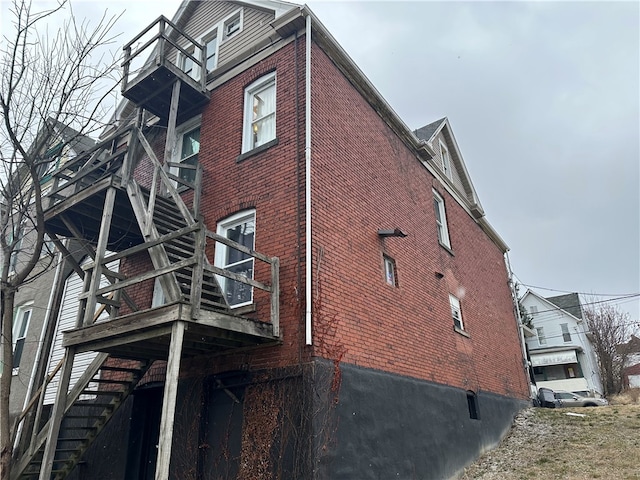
[553,390,608,407]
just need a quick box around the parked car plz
[553,390,608,407]
[537,387,559,408]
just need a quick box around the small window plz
[173,119,201,185]
[223,10,243,40]
[529,305,538,315]
[561,323,572,342]
[383,255,397,287]
[433,190,451,249]
[242,72,276,153]
[439,141,452,179]
[466,391,480,420]
[449,294,463,331]
[214,210,256,307]
[536,327,547,345]
[13,305,32,371]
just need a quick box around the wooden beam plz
[83,187,116,327]
[155,321,185,480]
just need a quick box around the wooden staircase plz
[12,356,151,480]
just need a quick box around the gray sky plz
[3,0,639,320]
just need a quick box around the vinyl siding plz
[44,259,119,404]
[167,2,275,74]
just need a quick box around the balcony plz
[121,16,210,124]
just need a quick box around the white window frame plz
[433,190,451,249]
[449,294,464,331]
[383,255,397,287]
[214,210,256,308]
[536,327,547,345]
[561,323,572,342]
[8,224,24,274]
[242,72,277,153]
[172,116,201,187]
[439,141,452,179]
[12,303,32,374]
[202,28,219,73]
[180,45,201,81]
[152,277,166,308]
[222,9,243,42]
[529,305,538,315]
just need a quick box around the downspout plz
[505,251,533,399]
[305,13,312,345]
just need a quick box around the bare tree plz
[583,301,634,396]
[0,1,121,477]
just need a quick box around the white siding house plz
[521,290,603,396]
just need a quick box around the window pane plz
[251,115,275,148]
[206,37,217,71]
[13,338,25,368]
[181,128,200,159]
[224,261,254,306]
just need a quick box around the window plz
[242,73,276,153]
[466,391,480,420]
[173,119,201,185]
[9,225,24,273]
[13,304,32,372]
[529,305,538,315]
[439,141,452,179]
[433,190,451,249]
[536,327,547,345]
[449,294,463,331]
[383,255,397,287]
[223,10,243,40]
[181,47,198,80]
[40,233,56,259]
[561,323,572,342]
[152,277,166,308]
[214,210,256,307]
[203,31,219,72]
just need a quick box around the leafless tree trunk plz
[583,301,634,396]
[0,1,121,478]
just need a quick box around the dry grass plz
[460,403,640,479]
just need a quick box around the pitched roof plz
[546,293,583,320]
[413,117,446,143]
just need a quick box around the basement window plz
[466,391,480,420]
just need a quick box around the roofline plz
[521,289,584,323]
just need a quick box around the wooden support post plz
[155,321,185,480]
[83,187,117,326]
[38,347,77,480]
[190,224,205,320]
[161,81,181,196]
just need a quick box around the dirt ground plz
[460,399,640,480]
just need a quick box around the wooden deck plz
[62,303,280,359]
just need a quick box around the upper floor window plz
[529,305,538,315]
[181,47,198,80]
[449,294,464,331]
[242,72,276,153]
[173,118,200,185]
[433,190,451,249]
[13,304,32,372]
[561,323,572,342]
[223,10,243,41]
[203,31,219,72]
[439,141,452,179]
[536,327,547,345]
[9,224,24,273]
[214,210,256,307]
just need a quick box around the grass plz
[460,403,640,479]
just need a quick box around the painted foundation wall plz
[313,360,529,480]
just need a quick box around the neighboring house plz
[622,335,640,389]
[7,121,94,426]
[521,290,603,397]
[11,2,529,479]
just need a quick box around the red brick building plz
[12,2,529,479]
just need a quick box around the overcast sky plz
[3,0,638,320]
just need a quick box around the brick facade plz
[310,45,528,399]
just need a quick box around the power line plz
[519,282,640,298]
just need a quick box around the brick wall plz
[310,45,528,400]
